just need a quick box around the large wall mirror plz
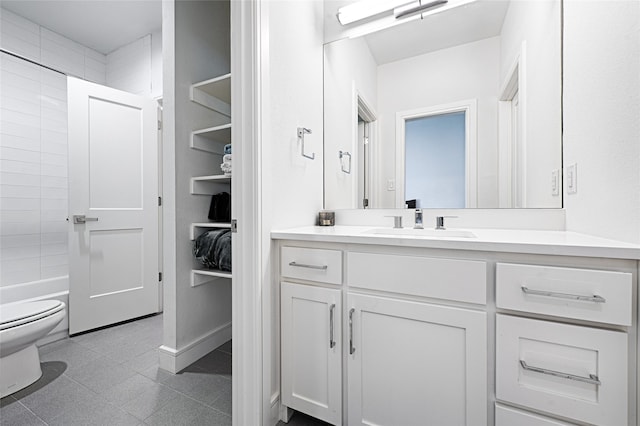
[323,0,562,209]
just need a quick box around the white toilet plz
[0,300,66,398]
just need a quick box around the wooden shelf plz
[190,175,231,195]
[190,222,231,240]
[190,73,231,117]
[190,123,232,153]
[191,268,232,287]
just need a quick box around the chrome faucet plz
[414,209,423,229]
[435,215,457,230]
[386,215,403,229]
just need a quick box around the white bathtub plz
[0,276,69,346]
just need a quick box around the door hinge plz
[159,272,163,282]
[158,196,162,206]
[157,120,162,130]
[231,219,238,233]
[363,198,369,208]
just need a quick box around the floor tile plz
[120,383,179,421]
[46,391,139,426]
[101,374,158,407]
[191,349,231,378]
[125,348,160,374]
[64,356,137,395]
[179,372,231,407]
[144,393,228,426]
[158,369,206,394]
[40,339,102,369]
[0,400,46,426]
[208,387,232,416]
[217,340,232,355]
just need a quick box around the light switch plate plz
[551,169,559,196]
[566,163,577,194]
[387,179,395,191]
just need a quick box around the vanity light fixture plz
[394,0,448,20]
[337,0,412,25]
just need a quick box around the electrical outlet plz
[566,163,577,194]
[387,179,395,191]
[551,169,559,196]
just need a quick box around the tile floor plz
[0,314,232,426]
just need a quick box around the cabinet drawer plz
[495,404,576,426]
[347,252,486,304]
[496,314,628,425]
[496,263,632,326]
[281,247,342,284]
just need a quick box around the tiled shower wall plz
[0,7,161,292]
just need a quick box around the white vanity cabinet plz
[347,293,487,426]
[279,243,488,426]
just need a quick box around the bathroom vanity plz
[272,226,639,426]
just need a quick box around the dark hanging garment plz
[208,192,231,222]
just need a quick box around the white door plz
[281,281,342,426]
[347,293,487,426]
[67,77,160,335]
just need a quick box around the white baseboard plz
[158,321,232,373]
[271,394,283,425]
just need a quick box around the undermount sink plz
[367,228,477,238]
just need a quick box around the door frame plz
[395,99,478,208]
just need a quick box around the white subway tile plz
[41,40,84,77]
[1,70,40,95]
[0,245,39,260]
[40,176,67,189]
[0,197,40,211]
[0,210,39,222]
[40,187,66,199]
[0,184,40,198]
[41,242,66,256]
[41,152,67,167]
[41,210,67,222]
[41,141,67,156]
[1,108,40,128]
[41,84,66,101]
[1,121,40,140]
[40,163,66,178]
[0,172,40,187]
[1,8,40,34]
[0,33,40,62]
[1,267,40,286]
[1,97,40,117]
[41,220,66,233]
[41,256,68,268]
[41,198,66,210]
[41,130,67,146]
[83,46,106,63]
[41,264,68,279]
[0,220,40,236]
[41,231,66,244]
[0,233,39,248]
[84,67,106,85]
[1,18,40,46]
[0,134,40,152]
[41,106,67,123]
[40,28,84,54]
[0,159,40,175]
[41,117,67,134]
[0,146,40,163]
[0,53,40,81]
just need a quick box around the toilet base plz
[0,344,42,398]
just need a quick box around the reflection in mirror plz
[323,0,562,209]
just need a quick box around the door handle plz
[73,215,99,224]
[329,304,336,349]
[349,308,355,355]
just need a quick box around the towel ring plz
[339,151,351,174]
[297,127,314,160]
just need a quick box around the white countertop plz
[271,226,640,260]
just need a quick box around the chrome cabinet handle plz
[521,286,606,303]
[288,261,328,270]
[329,304,336,349]
[349,308,355,355]
[520,360,601,385]
[73,215,99,224]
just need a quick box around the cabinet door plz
[347,293,487,426]
[281,282,342,425]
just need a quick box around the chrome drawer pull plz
[520,360,601,385]
[521,286,606,303]
[329,304,336,349]
[349,308,355,355]
[288,261,328,270]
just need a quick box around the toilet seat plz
[0,300,65,331]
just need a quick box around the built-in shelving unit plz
[189,73,232,285]
[190,175,232,195]
[191,269,232,287]
[190,73,231,117]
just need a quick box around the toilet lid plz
[0,300,65,330]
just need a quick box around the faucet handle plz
[435,215,458,230]
[385,215,403,229]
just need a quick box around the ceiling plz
[363,0,510,64]
[1,0,162,55]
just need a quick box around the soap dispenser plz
[414,208,423,229]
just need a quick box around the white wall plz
[324,36,378,209]
[500,0,562,208]
[106,31,163,99]
[260,0,325,420]
[564,0,640,243]
[376,37,500,208]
